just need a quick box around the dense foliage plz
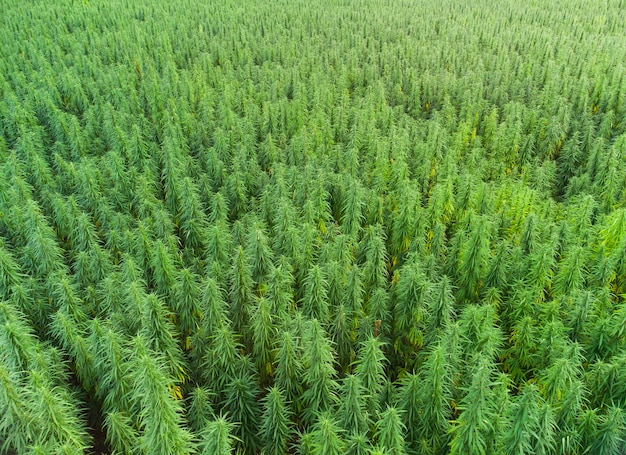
[1,0,626,453]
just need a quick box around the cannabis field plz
[1,0,626,453]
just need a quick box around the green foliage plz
[408,342,454,452]
[309,412,346,455]
[201,324,242,395]
[393,257,429,353]
[449,357,501,455]
[173,268,201,342]
[246,220,274,285]
[223,365,261,454]
[128,336,195,455]
[455,215,491,303]
[229,246,254,341]
[360,225,389,293]
[184,390,214,432]
[104,411,139,455]
[301,319,339,427]
[199,416,237,455]
[340,178,365,239]
[425,275,456,346]
[355,336,387,416]
[302,265,330,324]
[0,0,625,453]
[374,407,407,455]
[338,374,369,435]
[274,328,304,412]
[266,258,295,317]
[259,387,292,455]
[251,296,276,380]
[500,384,556,455]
